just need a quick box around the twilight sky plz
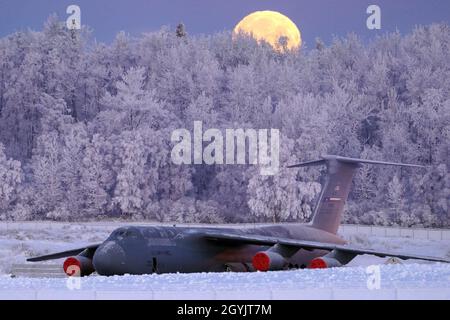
[1,0,449,47]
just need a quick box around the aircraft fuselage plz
[91,224,345,276]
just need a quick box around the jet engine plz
[308,249,356,269]
[308,256,342,269]
[252,243,299,271]
[63,255,95,276]
[252,251,287,271]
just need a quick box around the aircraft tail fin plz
[288,155,424,235]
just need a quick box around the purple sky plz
[1,0,449,47]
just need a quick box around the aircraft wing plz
[203,232,450,263]
[27,243,101,262]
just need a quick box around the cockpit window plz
[113,228,139,240]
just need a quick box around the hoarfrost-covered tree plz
[247,136,321,222]
[387,175,404,211]
[112,128,193,221]
[176,23,187,38]
[113,131,147,218]
[30,132,65,218]
[0,143,23,215]
[151,39,220,117]
[79,135,111,217]
[101,67,169,132]
[185,92,217,126]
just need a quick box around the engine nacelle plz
[63,256,94,276]
[252,251,287,271]
[308,249,356,269]
[308,256,342,269]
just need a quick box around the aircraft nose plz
[93,241,127,276]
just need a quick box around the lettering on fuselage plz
[150,250,171,256]
[147,238,176,246]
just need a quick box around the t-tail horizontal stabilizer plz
[287,155,425,169]
[288,155,425,234]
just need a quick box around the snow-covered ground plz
[0,222,449,299]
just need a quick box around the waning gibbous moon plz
[233,10,302,52]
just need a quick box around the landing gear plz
[224,263,254,272]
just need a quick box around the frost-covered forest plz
[0,16,448,227]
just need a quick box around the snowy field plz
[0,222,449,300]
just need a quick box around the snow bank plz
[0,263,449,299]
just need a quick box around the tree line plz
[0,16,448,227]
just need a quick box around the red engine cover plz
[63,256,94,276]
[308,257,328,269]
[63,257,82,276]
[252,252,271,271]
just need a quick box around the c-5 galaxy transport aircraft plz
[28,155,450,276]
